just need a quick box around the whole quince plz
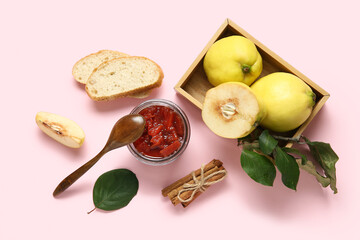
[251,72,316,132]
[203,35,262,86]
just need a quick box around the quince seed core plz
[221,102,237,119]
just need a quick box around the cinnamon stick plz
[161,159,226,208]
[168,165,223,202]
[173,166,225,207]
[161,159,223,197]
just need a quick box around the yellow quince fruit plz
[251,72,316,132]
[203,35,263,86]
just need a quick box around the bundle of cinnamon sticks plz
[162,159,227,208]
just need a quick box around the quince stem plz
[87,207,97,214]
[242,64,251,73]
[308,91,316,106]
[272,135,305,144]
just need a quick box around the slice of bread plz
[72,50,152,98]
[72,50,129,84]
[85,56,163,101]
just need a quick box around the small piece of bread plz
[72,50,129,84]
[85,56,163,101]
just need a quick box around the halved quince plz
[35,112,85,148]
[202,82,264,139]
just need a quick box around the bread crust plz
[85,56,164,101]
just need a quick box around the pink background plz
[1,0,359,239]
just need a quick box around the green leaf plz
[282,147,308,165]
[240,150,276,186]
[259,130,278,155]
[280,147,331,188]
[295,159,330,188]
[274,146,300,190]
[93,169,139,211]
[304,138,339,194]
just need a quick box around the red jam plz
[134,105,184,158]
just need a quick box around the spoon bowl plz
[53,114,145,197]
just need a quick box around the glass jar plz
[127,99,191,166]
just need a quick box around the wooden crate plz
[174,18,330,141]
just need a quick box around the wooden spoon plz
[53,114,145,197]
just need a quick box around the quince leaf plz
[282,147,308,165]
[240,150,276,186]
[303,137,338,194]
[92,169,139,212]
[295,159,330,188]
[274,146,300,191]
[259,130,278,155]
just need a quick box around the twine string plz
[177,164,227,203]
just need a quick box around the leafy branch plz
[238,129,338,193]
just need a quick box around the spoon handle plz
[53,149,106,197]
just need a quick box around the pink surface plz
[1,0,359,239]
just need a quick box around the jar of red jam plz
[127,99,190,165]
